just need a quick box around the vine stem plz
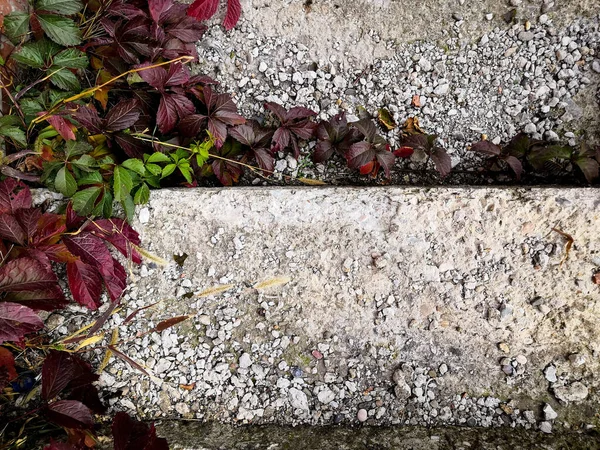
[131,134,326,185]
[31,55,195,128]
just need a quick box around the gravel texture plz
[192,2,600,184]
[46,187,600,434]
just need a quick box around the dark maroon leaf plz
[42,350,99,400]
[4,286,68,311]
[113,412,169,450]
[0,179,32,214]
[252,148,275,172]
[470,140,502,156]
[157,93,195,134]
[136,63,168,91]
[87,218,142,264]
[66,203,86,230]
[74,105,103,134]
[69,385,106,414]
[271,127,291,153]
[104,99,141,132]
[346,141,375,169]
[165,62,190,86]
[67,260,103,310]
[43,440,79,450]
[107,1,147,20]
[0,257,58,292]
[179,114,207,137]
[201,86,245,147]
[104,258,127,303]
[45,400,94,429]
[352,118,377,141]
[0,213,26,245]
[148,0,172,22]
[223,0,241,30]
[502,155,523,180]
[0,302,43,345]
[375,151,396,178]
[431,146,452,178]
[401,134,429,152]
[187,0,219,21]
[15,207,42,239]
[265,103,317,158]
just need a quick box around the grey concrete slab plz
[92,187,599,433]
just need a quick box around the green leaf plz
[72,186,101,216]
[0,116,21,127]
[3,13,30,44]
[121,159,146,175]
[121,194,135,223]
[92,189,113,218]
[37,14,81,46]
[50,67,80,91]
[55,166,77,197]
[0,126,27,147]
[12,44,45,68]
[20,98,44,117]
[65,139,92,158]
[53,48,88,69]
[179,165,193,184]
[77,170,103,186]
[145,163,162,176]
[71,154,96,171]
[133,183,150,205]
[36,0,83,15]
[147,152,171,163]
[113,165,133,202]
[145,176,161,189]
[161,164,177,178]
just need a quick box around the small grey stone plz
[539,421,552,433]
[543,403,558,421]
[418,57,432,72]
[544,131,559,142]
[317,388,336,404]
[518,31,535,42]
[239,353,252,369]
[553,382,589,402]
[485,13,493,20]
[357,409,368,422]
[139,207,150,224]
[439,363,448,375]
[289,388,309,410]
[524,123,537,134]
[258,62,267,72]
[434,84,450,96]
[544,365,557,383]
[592,60,600,74]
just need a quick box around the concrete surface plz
[89,187,600,434]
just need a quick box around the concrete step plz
[90,187,599,435]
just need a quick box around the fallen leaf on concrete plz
[552,228,574,267]
[254,276,291,290]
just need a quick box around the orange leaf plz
[154,315,191,332]
[0,347,18,385]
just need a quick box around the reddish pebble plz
[311,350,323,360]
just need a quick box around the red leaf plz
[393,146,414,158]
[67,261,103,310]
[0,179,32,214]
[223,0,241,30]
[0,302,43,345]
[74,105,102,134]
[165,62,190,86]
[69,384,106,414]
[148,0,172,22]
[4,286,68,311]
[0,347,18,388]
[503,155,523,180]
[104,99,141,132]
[0,213,26,245]
[187,0,219,21]
[0,257,59,292]
[87,218,141,264]
[66,203,86,230]
[47,116,76,141]
[45,400,94,429]
[30,213,66,246]
[63,232,126,302]
[470,140,502,156]
[136,63,168,91]
[113,412,169,450]
[431,146,452,178]
[43,440,79,450]
[154,315,190,332]
[359,161,375,175]
[15,207,42,239]
[42,350,99,400]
